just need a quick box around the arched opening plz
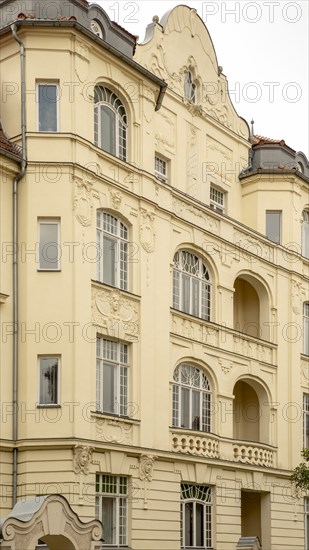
[233,274,271,340]
[233,379,270,444]
[37,535,75,550]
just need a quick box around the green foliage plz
[291,449,309,491]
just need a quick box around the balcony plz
[171,430,219,458]
[233,440,276,468]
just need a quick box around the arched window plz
[181,484,212,549]
[302,210,309,259]
[184,71,196,103]
[172,364,211,432]
[97,211,128,290]
[94,85,127,161]
[304,302,309,356]
[173,250,211,320]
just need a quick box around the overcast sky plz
[95,0,308,157]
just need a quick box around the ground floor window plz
[96,474,128,546]
[306,498,309,550]
[181,483,212,549]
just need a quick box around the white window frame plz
[266,210,282,244]
[172,364,211,432]
[94,85,127,161]
[95,474,128,547]
[96,211,128,290]
[304,395,309,449]
[96,337,129,416]
[38,218,61,271]
[38,356,60,406]
[304,302,309,356]
[302,210,309,259]
[184,71,196,103]
[36,82,59,132]
[173,250,211,320]
[155,154,168,184]
[210,185,225,214]
[181,483,212,549]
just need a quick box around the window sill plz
[37,269,61,272]
[37,404,61,408]
[91,411,140,424]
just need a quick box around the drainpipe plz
[11,23,27,506]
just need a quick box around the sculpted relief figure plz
[73,445,94,474]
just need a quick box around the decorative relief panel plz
[92,286,139,342]
[75,40,90,83]
[73,445,94,475]
[187,124,198,197]
[233,229,274,263]
[73,176,98,227]
[139,454,157,509]
[206,136,233,184]
[173,198,219,233]
[155,110,176,149]
[95,417,133,444]
[171,312,219,347]
[139,208,156,253]
[233,335,273,364]
[109,189,122,210]
[291,279,305,315]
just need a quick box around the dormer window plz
[91,20,103,39]
[184,72,196,103]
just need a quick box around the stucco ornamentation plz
[155,110,176,148]
[73,176,95,226]
[73,445,94,474]
[109,189,122,210]
[139,454,157,482]
[291,279,305,315]
[173,199,219,233]
[75,40,90,83]
[92,287,139,341]
[96,418,133,444]
[140,208,156,253]
[219,358,233,374]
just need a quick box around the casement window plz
[302,210,309,259]
[304,395,309,448]
[39,356,59,406]
[181,484,212,549]
[38,219,60,271]
[96,337,128,416]
[305,498,309,550]
[266,210,281,244]
[155,155,168,184]
[184,72,196,103]
[210,186,225,214]
[97,212,128,290]
[96,474,128,547]
[173,250,211,320]
[37,83,59,132]
[172,364,211,432]
[94,85,127,161]
[304,302,309,356]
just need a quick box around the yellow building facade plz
[0,2,309,549]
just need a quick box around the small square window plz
[39,356,59,405]
[210,186,225,214]
[266,211,281,244]
[37,83,59,132]
[155,155,168,184]
[38,219,60,271]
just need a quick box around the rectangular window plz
[39,356,59,405]
[155,155,168,184]
[181,484,212,549]
[210,186,225,214]
[96,337,128,416]
[266,210,281,244]
[37,83,59,132]
[305,498,309,550]
[304,395,309,448]
[38,219,60,270]
[304,303,309,356]
[96,474,128,547]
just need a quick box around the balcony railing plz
[171,430,220,458]
[233,440,275,468]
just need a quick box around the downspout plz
[11,23,27,506]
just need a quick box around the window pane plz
[302,213,309,258]
[101,105,116,155]
[103,362,116,413]
[182,274,191,314]
[38,85,57,132]
[192,390,200,430]
[304,312,309,356]
[39,357,58,404]
[181,387,190,429]
[195,502,204,546]
[103,235,117,286]
[185,502,193,546]
[191,278,200,317]
[266,211,281,244]
[39,223,59,270]
[102,497,116,544]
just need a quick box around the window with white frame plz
[96,337,128,416]
[210,186,225,214]
[302,210,309,259]
[39,356,59,406]
[155,155,168,184]
[38,219,60,271]
[184,72,196,103]
[304,302,309,356]
[181,483,212,549]
[37,83,59,132]
[172,364,211,432]
[304,395,309,448]
[94,85,127,161]
[97,212,128,290]
[173,250,211,320]
[305,498,309,550]
[266,210,281,244]
[96,474,128,547]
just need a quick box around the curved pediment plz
[136,5,249,138]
